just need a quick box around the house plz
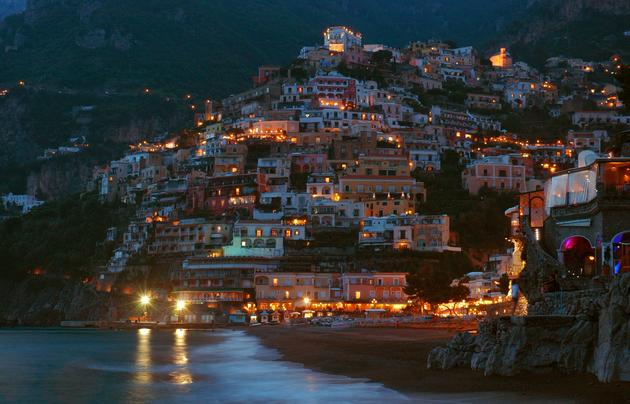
[409,149,441,172]
[462,154,528,194]
[466,93,502,111]
[566,130,608,153]
[169,257,269,315]
[223,219,307,258]
[1,193,44,214]
[324,26,362,53]
[341,272,408,311]
[543,156,630,276]
[254,272,340,310]
[489,48,512,68]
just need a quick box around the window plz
[393,278,400,286]
[271,228,278,237]
[355,291,361,300]
[294,229,300,236]
[255,228,263,237]
[499,170,507,177]
[284,229,292,238]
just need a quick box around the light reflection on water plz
[0,328,409,403]
[170,328,193,386]
[134,328,152,385]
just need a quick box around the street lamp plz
[175,300,186,312]
[139,294,151,321]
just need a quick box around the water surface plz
[0,328,409,403]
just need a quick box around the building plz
[543,157,630,276]
[341,272,408,311]
[566,130,608,154]
[324,26,362,53]
[466,93,502,111]
[170,258,276,317]
[254,272,340,310]
[462,154,528,194]
[147,218,232,256]
[223,219,307,258]
[339,155,424,203]
[409,149,441,172]
[490,48,513,68]
[1,193,44,214]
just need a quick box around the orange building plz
[490,48,512,68]
[339,156,424,197]
[341,272,408,311]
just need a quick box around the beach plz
[247,325,630,403]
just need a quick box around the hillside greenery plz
[0,0,526,97]
[0,192,134,283]
[415,150,515,251]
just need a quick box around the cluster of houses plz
[65,26,630,322]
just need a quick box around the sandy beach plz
[247,325,630,403]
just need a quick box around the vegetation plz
[0,0,526,97]
[415,150,515,250]
[404,263,470,309]
[618,64,630,114]
[0,192,134,283]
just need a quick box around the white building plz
[324,26,362,53]
[1,193,44,214]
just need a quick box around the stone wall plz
[428,273,630,382]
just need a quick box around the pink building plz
[290,153,329,173]
[341,272,407,304]
[310,73,358,104]
[462,154,527,194]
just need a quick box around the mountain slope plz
[0,0,526,97]
[0,0,25,20]
[497,0,630,65]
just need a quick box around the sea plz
[0,328,410,403]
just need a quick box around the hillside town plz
[6,26,629,326]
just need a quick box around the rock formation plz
[428,273,630,383]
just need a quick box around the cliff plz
[0,89,188,197]
[428,273,630,383]
[0,278,109,326]
[495,0,630,64]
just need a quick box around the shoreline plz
[247,325,630,403]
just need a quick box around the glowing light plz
[175,300,187,311]
[140,295,151,306]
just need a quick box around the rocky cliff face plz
[0,89,188,198]
[491,0,630,64]
[0,0,25,20]
[428,273,630,383]
[0,278,109,326]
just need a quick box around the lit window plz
[284,229,292,238]
[273,278,278,286]
[355,291,361,300]
[256,228,263,237]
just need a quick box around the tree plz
[373,50,393,68]
[404,264,470,314]
[617,64,630,113]
[498,273,510,294]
